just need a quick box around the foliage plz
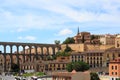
[63,37,75,44]
[56,51,70,57]
[66,61,90,72]
[22,72,44,77]
[90,35,99,40]
[11,63,20,72]
[54,40,60,45]
[116,78,120,80]
[47,55,53,60]
[64,45,72,52]
[90,72,100,80]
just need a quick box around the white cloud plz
[18,36,36,41]
[17,28,25,32]
[0,0,120,31]
[57,28,73,36]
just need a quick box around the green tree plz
[64,45,72,52]
[54,40,60,45]
[56,51,70,57]
[63,37,75,44]
[116,78,120,80]
[66,61,89,72]
[11,63,20,72]
[90,72,100,80]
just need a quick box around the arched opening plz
[55,47,59,54]
[0,45,4,53]
[18,46,24,54]
[6,45,10,53]
[6,55,11,71]
[37,47,42,54]
[19,55,23,64]
[25,46,30,54]
[12,45,17,54]
[0,54,4,71]
[31,46,35,54]
[48,47,53,55]
[12,55,17,64]
[43,47,47,55]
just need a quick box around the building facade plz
[74,31,91,44]
[100,34,115,45]
[52,70,90,80]
[84,50,104,68]
[115,35,120,48]
[109,58,120,80]
[20,56,70,73]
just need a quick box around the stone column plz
[3,45,6,71]
[41,47,43,60]
[35,46,38,60]
[10,45,13,72]
[47,47,49,55]
[52,47,55,55]
[23,46,25,63]
[17,46,19,66]
[29,46,31,61]
[10,45,12,54]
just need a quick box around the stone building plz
[109,57,120,80]
[100,34,115,45]
[70,52,84,62]
[52,70,90,80]
[20,56,70,73]
[115,35,120,48]
[74,28,91,44]
[103,48,120,67]
[84,50,104,68]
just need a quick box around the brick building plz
[109,57,120,80]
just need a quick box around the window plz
[115,66,117,70]
[112,72,114,75]
[112,66,114,70]
[115,72,117,75]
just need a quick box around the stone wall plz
[61,44,115,52]
[61,44,85,52]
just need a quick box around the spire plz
[77,26,79,35]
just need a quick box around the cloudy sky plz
[0,0,120,44]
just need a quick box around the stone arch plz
[0,45,4,53]
[37,46,42,54]
[48,47,53,55]
[43,47,47,55]
[0,54,4,69]
[12,45,17,54]
[31,46,35,54]
[25,45,30,54]
[6,45,11,53]
[19,55,24,64]
[18,45,24,54]
[12,55,17,64]
[55,47,59,54]
[6,54,11,71]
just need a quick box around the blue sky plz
[0,0,120,44]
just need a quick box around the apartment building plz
[100,34,115,45]
[109,57,120,80]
